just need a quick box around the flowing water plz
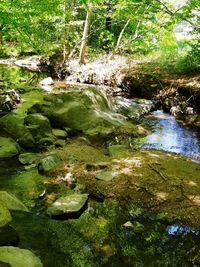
[143,110,200,162]
[0,65,200,267]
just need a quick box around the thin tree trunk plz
[109,19,130,60]
[79,7,91,64]
[105,0,112,31]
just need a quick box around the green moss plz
[15,90,45,116]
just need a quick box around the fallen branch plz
[148,163,167,181]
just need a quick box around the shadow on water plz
[143,110,200,162]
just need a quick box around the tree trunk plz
[79,7,91,64]
[105,0,112,31]
[109,19,130,60]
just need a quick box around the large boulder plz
[0,114,35,148]
[28,88,124,136]
[47,193,88,217]
[0,247,43,267]
[0,137,20,159]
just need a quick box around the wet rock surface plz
[0,247,43,267]
[47,193,88,218]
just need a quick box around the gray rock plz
[0,137,20,159]
[0,247,43,267]
[39,77,54,86]
[47,193,88,217]
[0,90,20,113]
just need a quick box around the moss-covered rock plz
[24,114,53,141]
[0,114,35,148]
[0,247,43,267]
[0,192,28,212]
[47,193,88,217]
[18,153,41,165]
[28,88,125,136]
[0,137,20,159]
[38,154,62,173]
[0,203,12,228]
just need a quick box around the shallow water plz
[143,110,200,162]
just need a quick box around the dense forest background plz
[0,0,199,74]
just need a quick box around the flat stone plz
[0,191,28,212]
[96,170,119,181]
[47,193,88,217]
[0,247,43,267]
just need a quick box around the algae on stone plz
[0,247,43,267]
[0,203,12,228]
[0,191,28,212]
[0,114,35,148]
[0,137,20,159]
[47,193,88,217]
[28,88,125,136]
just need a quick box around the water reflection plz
[0,65,46,89]
[143,110,200,162]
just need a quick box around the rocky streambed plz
[0,64,200,267]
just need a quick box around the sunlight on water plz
[143,110,200,161]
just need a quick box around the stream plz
[0,64,200,267]
[143,110,200,162]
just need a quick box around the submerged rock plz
[0,204,12,228]
[47,193,88,217]
[0,137,20,159]
[38,154,62,173]
[0,247,43,267]
[0,191,28,212]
